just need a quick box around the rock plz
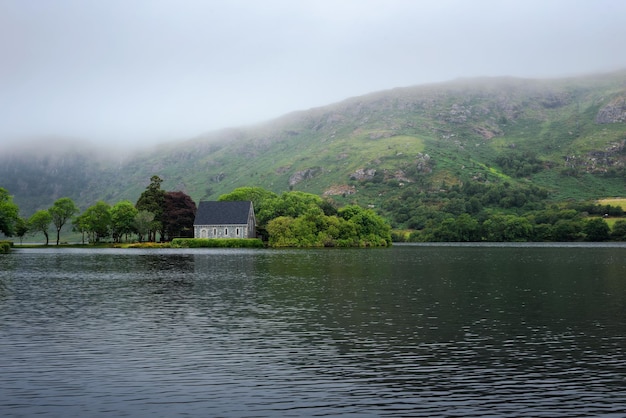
[289,167,320,186]
[275,165,291,174]
[350,168,376,181]
[211,172,226,182]
[323,185,356,196]
[415,153,432,173]
[596,96,626,123]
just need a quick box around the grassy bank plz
[171,238,264,248]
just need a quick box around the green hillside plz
[2,71,626,232]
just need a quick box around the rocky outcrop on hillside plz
[323,184,356,196]
[563,140,626,173]
[596,96,626,123]
[289,167,321,186]
[350,168,376,181]
[415,153,432,174]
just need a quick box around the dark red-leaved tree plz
[162,191,197,240]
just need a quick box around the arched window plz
[224,228,228,236]
[213,228,217,237]
[236,228,240,236]
[201,229,207,238]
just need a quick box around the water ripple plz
[1,247,626,416]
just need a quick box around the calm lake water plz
[1,244,626,417]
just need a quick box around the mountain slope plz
[2,71,626,223]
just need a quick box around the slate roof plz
[194,201,253,225]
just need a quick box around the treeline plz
[3,175,625,246]
[402,210,624,242]
[1,179,392,247]
[218,187,392,247]
[0,176,196,245]
[385,181,626,242]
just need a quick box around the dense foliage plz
[75,201,112,243]
[0,188,19,237]
[110,200,138,242]
[389,184,624,243]
[162,191,197,240]
[219,187,392,247]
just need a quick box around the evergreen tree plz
[136,176,165,241]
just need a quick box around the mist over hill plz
[2,70,626,224]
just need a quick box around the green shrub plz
[0,241,12,254]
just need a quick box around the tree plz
[219,187,278,227]
[162,191,196,240]
[482,214,533,242]
[134,210,155,243]
[339,205,392,246]
[81,201,112,243]
[0,187,19,236]
[273,191,324,219]
[551,219,583,241]
[49,197,79,245]
[610,220,626,241]
[14,217,29,244]
[266,216,299,247]
[110,200,138,243]
[218,188,335,231]
[28,210,52,245]
[583,218,610,242]
[73,212,89,244]
[218,187,389,247]
[218,186,278,212]
[433,214,479,242]
[136,176,165,241]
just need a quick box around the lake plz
[1,244,626,417]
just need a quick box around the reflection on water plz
[1,245,626,416]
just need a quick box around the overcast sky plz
[2,0,626,149]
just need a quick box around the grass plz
[10,241,265,249]
[171,238,264,248]
[597,198,626,209]
[13,243,126,249]
[532,171,626,201]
